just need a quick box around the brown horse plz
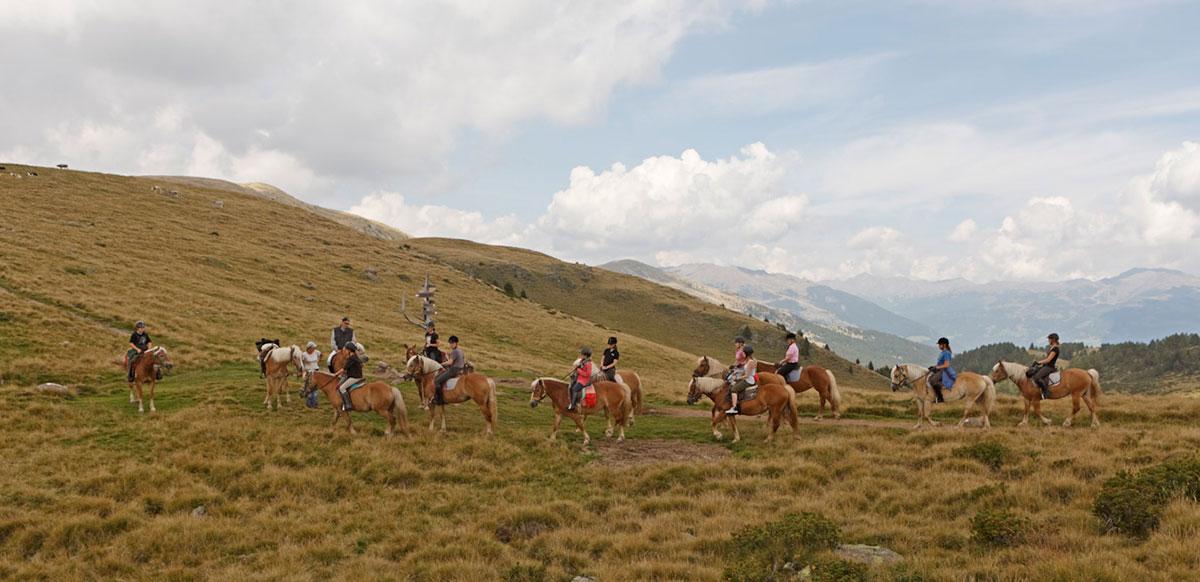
[262,344,304,410]
[991,361,1101,428]
[694,356,843,420]
[301,371,409,436]
[603,370,643,424]
[329,343,367,373]
[127,347,173,413]
[891,363,996,429]
[529,378,632,445]
[405,354,497,435]
[685,374,799,443]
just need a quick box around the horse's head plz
[692,356,710,378]
[405,355,424,377]
[686,377,702,405]
[530,378,548,408]
[990,361,1010,382]
[153,347,174,375]
[890,365,910,392]
[404,344,419,360]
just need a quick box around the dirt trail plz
[643,406,922,430]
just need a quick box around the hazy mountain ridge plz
[825,269,1200,348]
[601,260,938,366]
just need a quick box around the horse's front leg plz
[550,412,562,441]
[730,416,741,443]
[135,379,145,414]
[1018,397,1031,427]
[711,409,724,441]
[912,398,924,429]
[148,380,156,413]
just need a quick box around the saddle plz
[1046,371,1062,387]
[741,387,759,403]
[344,379,366,392]
[445,376,461,391]
[785,368,803,383]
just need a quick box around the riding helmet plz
[743,345,755,356]
[1047,333,1060,341]
[344,342,357,352]
[607,336,618,345]
[580,346,593,357]
[135,321,146,329]
[937,337,950,346]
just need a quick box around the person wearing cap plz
[333,341,363,411]
[301,341,322,375]
[567,346,594,411]
[1030,333,1062,399]
[432,335,465,406]
[126,321,154,382]
[927,337,956,403]
[776,332,801,380]
[725,345,757,415]
[600,337,620,382]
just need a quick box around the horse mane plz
[532,377,565,389]
[407,355,443,374]
[997,361,1027,379]
[692,376,725,394]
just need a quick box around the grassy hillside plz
[408,238,885,390]
[1071,334,1200,394]
[4,164,1200,581]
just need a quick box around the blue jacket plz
[937,349,957,389]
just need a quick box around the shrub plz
[722,512,841,581]
[1093,457,1200,538]
[970,509,1029,546]
[953,442,1012,471]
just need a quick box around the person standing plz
[330,317,356,352]
[301,341,322,375]
[600,337,620,382]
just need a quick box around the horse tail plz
[784,385,800,429]
[618,384,633,428]
[1087,369,1101,405]
[825,370,842,413]
[390,386,410,434]
[632,374,644,414]
[486,378,499,428]
[981,375,997,416]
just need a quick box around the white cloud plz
[349,192,525,245]
[1125,141,1200,244]
[949,219,978,242]
[0,0,748,203]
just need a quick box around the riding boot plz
[340,389,352,411]
[932,384,945,403]
[434,384,445,406]
[567,386,580,411]
[156,368,163,381]
[1040,382,1051,400]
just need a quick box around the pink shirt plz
[734,348,746,366]
[785,343,799,364]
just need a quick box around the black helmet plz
[580,346,592,357]
[743,345,755,356]
[937,337,950,346]
[607,336,618,345]
[734,337,746,344]
[344,342,357,352]
[1047,333,1060,341]
[786,332,797,340]
[135,320,146,329]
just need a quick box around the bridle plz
[529,379,549,408]
[890,366,931,392]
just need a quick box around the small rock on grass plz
[192,505,206,518]
[835,543,903,565]
[37,383,76,397]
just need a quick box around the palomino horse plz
[128,347,173,413]
[606,370,644,424]
[991,361,1101,428]
[405,355,497,435]
[891,364,996,429]
[694,356,843,420]
[261,343,304,410]
[685,374,799,443]
[529,378,631,445]
[301,371,409,436]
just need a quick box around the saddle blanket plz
[446,376,460,390]
[786,368,804,383]
[345,379,366,392]
[584,385,598,407]
[742,387,759,402]
[1048,371,1061,386]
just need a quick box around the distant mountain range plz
[601,260,938,366]
[603,261,1200,367]
[825,268,1200,349]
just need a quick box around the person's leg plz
[337,377,358,411]
[433,369,452,405]
[127,350,138,382]
[930,372,945,402]
[726,381,747,414]
[1033,366,1054,399]
[567,381,582,410]
[777,362,797,380]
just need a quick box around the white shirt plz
[302,350,322,373]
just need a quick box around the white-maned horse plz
[262,344,305,410]
[990,361,1101,428]
[891,364,996,429]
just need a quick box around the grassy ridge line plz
[408,237,887,391]
[0,164,793,398]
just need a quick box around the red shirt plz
[577,360,593,385]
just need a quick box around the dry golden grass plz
[3,165,1200,581]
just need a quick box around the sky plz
[3,0,1200,282]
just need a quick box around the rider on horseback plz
[127,321,154,382]
[424,330,443,363]
[567,347,594,411]
[600,337,619,382]
[334,341,363,412]
[928,337,956,403]
[776,332,800,380]
[432,335,465,406]
[726,345,757,415]
[727,337,747,382]
[1029,333,1061,400]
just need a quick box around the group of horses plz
[133,340,1103,444]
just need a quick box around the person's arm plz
[1037,348,1056,365]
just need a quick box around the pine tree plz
[868,361,874,371]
